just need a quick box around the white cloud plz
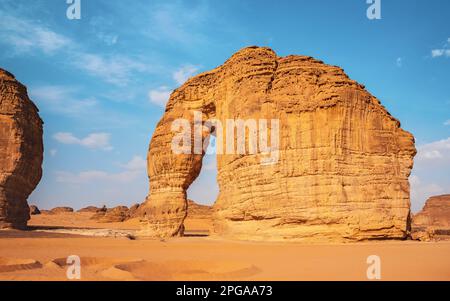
[55,155,146,184]
[0,12,148,86]
[55,170,140,184]
[411,137,450,212]
[50,149,58,157]
[148,86,172,107]
[432,49,450,58]
[415,137,450,161]
[0,14,72,55]
[431,37,450,58]
[396,57,402,67]
[120,156,146,171]
[53,132,113,151]
[88,16,119,46]
[144,2,209,46]
[73,53,147,86]
[410,175,444,211]
[444,120,450,126]
[30,85,97,116]
[173,65,200,85]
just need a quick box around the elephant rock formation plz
[138,47,416,242]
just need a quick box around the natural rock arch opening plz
[137,46,416,242]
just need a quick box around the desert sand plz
[0,211,448,281]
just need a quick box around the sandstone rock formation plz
[77,206,105,213]
[0,68,43,229]
[412,194,450,241]
[138,46,416,241]
[50,207,74,214]
[29,205,41,215]
[91,206,129,223]
[128,204,140,218]
[187,200,212,220]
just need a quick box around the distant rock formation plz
[187,200,212,220]
[77,206,105,213]
[138,47,416,241]
[29,205,41,215]
[412,194,450,241]
[91,206,129,223]
[50,207,74,214]
[128,204,140,218]
[0,68,43,229]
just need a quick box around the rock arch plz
[138,46,416,241]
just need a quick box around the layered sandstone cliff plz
[138,47,416,241]
[0,68,43,229]
[412,194,450,241]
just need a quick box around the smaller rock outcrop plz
[91,206,129,223]
[187,200,212,220]
[412,194,450,241]
[29,205,41,215]
[77,206,105,213]
[128,204,140,218]
[50,207,74,214]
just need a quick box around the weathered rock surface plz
[0,68,43,229]
[91,206,129,223]
[138,46,416,241]
[50,207,74,214]
[412,194,450,241]
[29,205,41,215]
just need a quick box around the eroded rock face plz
[0,68,43,229]
[139,47,416,241]
[412,195,450,241]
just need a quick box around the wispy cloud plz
[119,156,146,171]
[173,65,200,85]
[444,120,450,126]
[30,85,97,117]
[72,53,147,86]
[53,132,113,151]
[89,16,119,46]
[148,86,172,107]
[55,155,146,184]
[144,2,210,46]
[0,14,72,55]
[431,37,450,58]
[396,57,403,67]
[0,11,149,86]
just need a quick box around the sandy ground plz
[0,212,448,281]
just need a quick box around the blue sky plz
[0,0,449,212]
